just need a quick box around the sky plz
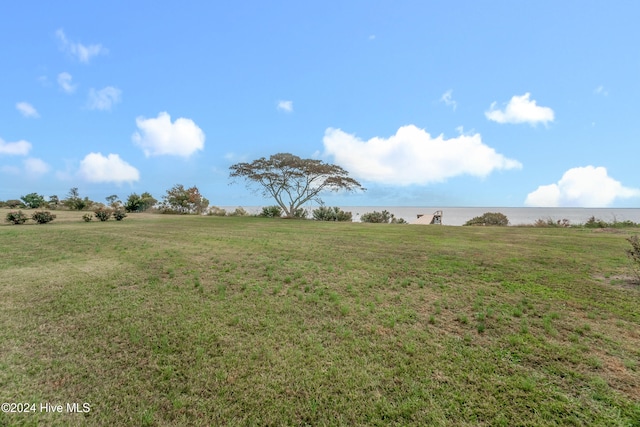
[2,1,640,208]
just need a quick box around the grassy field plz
[1,209,639,426]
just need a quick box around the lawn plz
[1,210,639,426]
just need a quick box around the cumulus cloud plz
[16,102,40,118]
[58,72,77,94]
[87,86,122,111]
[440,90,457,110]
[277,100,293,113]
[485,93,554,125]
[24,158,50,176]
[78,152,140,183]
[0,138,31,155]
[132,112,205,158]
[322,125,522,185]
[55,29,107,63]
[525,166,640,207]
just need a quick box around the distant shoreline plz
[219,206,640,226]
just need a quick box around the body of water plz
[221,206,640,226]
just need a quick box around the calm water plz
[222,206,640,226]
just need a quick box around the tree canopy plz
[229,153,365,218]
[160,184,209,214]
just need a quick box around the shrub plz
[6,199,24,209]
[391,217,408,224]
[464,212,509,226]
[82,213,93,222]
[292,207,307,219]
[533,218,570,227]
[626,235,640,282]
[21,193,46,209]
[5,210,28,225]
[361,210,394,223]
[207,206,228,216]
[113,210,127,221]
[94,208,112,222]
[259,205,283,218]
[31,211,56,224]
[585,216,608,228]
[312,206,353,222]
[229,207,249,216]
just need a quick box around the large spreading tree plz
[229,153,365,218]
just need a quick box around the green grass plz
[1,210,639,426]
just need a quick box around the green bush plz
[533,218,571,227]
[113,210,127,221]
[31,211,56,224]
[94,208,112,222]
[5,210,28,225]
[584,216,608,228]
[361,210,393,223]
[312,206,353,222]
[82,213,93,222]
[626,235,640,282]
[464,212,509,226]
[259,205,283,218]
[292,207,307,219]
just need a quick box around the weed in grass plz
[457,314,469,324]
[477,322,486,333]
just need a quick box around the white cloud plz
[132,112,205,158]
[78,152,140,183]
[58,72,77,94]
[16,102,40,118]
[87,86,122,111]
[55,29,107,63]
[485,93,554,125]
[322,125,522,185]
[0,138,31,155]
[594,85,608,96]
[525,166,640,207]
[440,90,457,111]
[277,100,293,113]
[24,158,50,176]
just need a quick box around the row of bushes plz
[84,208,127,222]
[5,208,128,225]
[5,210,56,224]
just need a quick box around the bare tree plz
[229,153,365,218]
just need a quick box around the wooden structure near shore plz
[413,210,443,225]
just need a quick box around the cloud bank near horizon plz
[525,166,640,207]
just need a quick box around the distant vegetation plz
[463,212,509,226]
[312,206,353,222]
[360,210,407,224]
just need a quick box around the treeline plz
[0,184,208,214]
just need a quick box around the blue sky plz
[2,1,639,208]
